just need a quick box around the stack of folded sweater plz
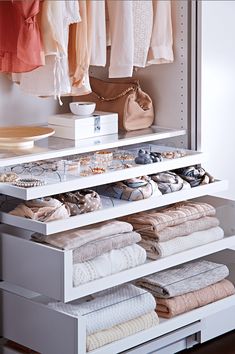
[32,220,147,286]
[122,201,224,259]
[136,260,235,318]
[48,284,159,351]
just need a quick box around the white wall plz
[201,1,235,199]
[0,75,70,126]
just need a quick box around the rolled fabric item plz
[48,284,156,335]
[156,279,235,318]
[97,176,161,201]
[87,311,159,352]
[151,171,191,194]
[73,231,141,263]
[174,166,215,187]
[9,197,70,221]
[139,216,220,242]
[136,260,229,298]
[55,189,101,216]
[122,201,216,235]
[31,220,133,249]
[73,244,146,286]
[139,226,224,260]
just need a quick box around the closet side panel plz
[90,1,190,149]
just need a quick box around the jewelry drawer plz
[1,195,235,303]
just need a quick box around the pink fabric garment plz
[0,0,43,73]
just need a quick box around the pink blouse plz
[0,0,43,73]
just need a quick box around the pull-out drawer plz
[1,277,234,354]
[0,180,227,235]
[1,195,235,302]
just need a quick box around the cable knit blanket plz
[156,279,235,318]
[31,220,133,249]
[48,284,156,335]
[86,311,159,352]
[9,197,70,222]
[136,260,229,298]
[139,226,224,259]
[140,216,219,242]
[73,244,146,286]
[122,201,216,234]
[73,231,141,263]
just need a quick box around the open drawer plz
[1,249,235,354]
[0,180,227,235]
[1,195,235,303]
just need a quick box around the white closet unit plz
[1,1,235,354]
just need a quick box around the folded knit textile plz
[156,279,235,318]
[140,216,219,242]
[151,171,191,194]
[31,220,133,249]
[174,166,214,187]
[97,176,161,201]
[136,260,229,298]
[73,231,141,263]
[48,284,156,335]
[55,189,101,216]
[87,311,159,352]
[140,226,224,259]
[122,201,216,234]
[9,197,70,221]
[73,244,146,286]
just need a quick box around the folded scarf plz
[139,226,224,259]
[73,244,146,286]
[136,260,229,298]
[31,220,133,250]
[73,231,141,263]
[122,201,216,234]
[87,311,159,352]
[97,176,161,201]
[48,284,156,335]
[139,216,219,242]
[9,197,70,222]
[151,171,191,194]
[156,279,235,318]
[55,189,101,216]
[174,166,215,187]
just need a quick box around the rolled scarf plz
[174,166,214,187]
[151,171,191,194]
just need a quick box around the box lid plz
[48,111,118,127]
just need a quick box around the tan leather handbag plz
[76,77,154,131]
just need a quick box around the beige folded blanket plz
[31,220,133,250]
[139,226,224,259]
[87,311,159,352]
[156,279,235,318]
[73,231,141,263]
[140,216,219,242]
[73,244,146,286]
[136,260,229,298]
[122,201,216,235]
[9,197,70,222]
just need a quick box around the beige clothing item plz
[87,311,159,351]
[147,0,174,65]
[107,0,134,77]
[68,0,92,95]
[90,0,106,67]
[156,279,235,318]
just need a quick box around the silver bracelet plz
[13,178,45,188]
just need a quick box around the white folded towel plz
[73,244,146,286]
[48,284,156,335]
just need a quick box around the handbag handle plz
[92,86,137,101]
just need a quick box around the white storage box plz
[48,111,118,140]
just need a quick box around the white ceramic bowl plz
[69,102,96,116]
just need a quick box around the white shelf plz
[0,180,227,235]
[0,126,186,167]
[0,147,203,200]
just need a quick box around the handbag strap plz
[92,86,137,101]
